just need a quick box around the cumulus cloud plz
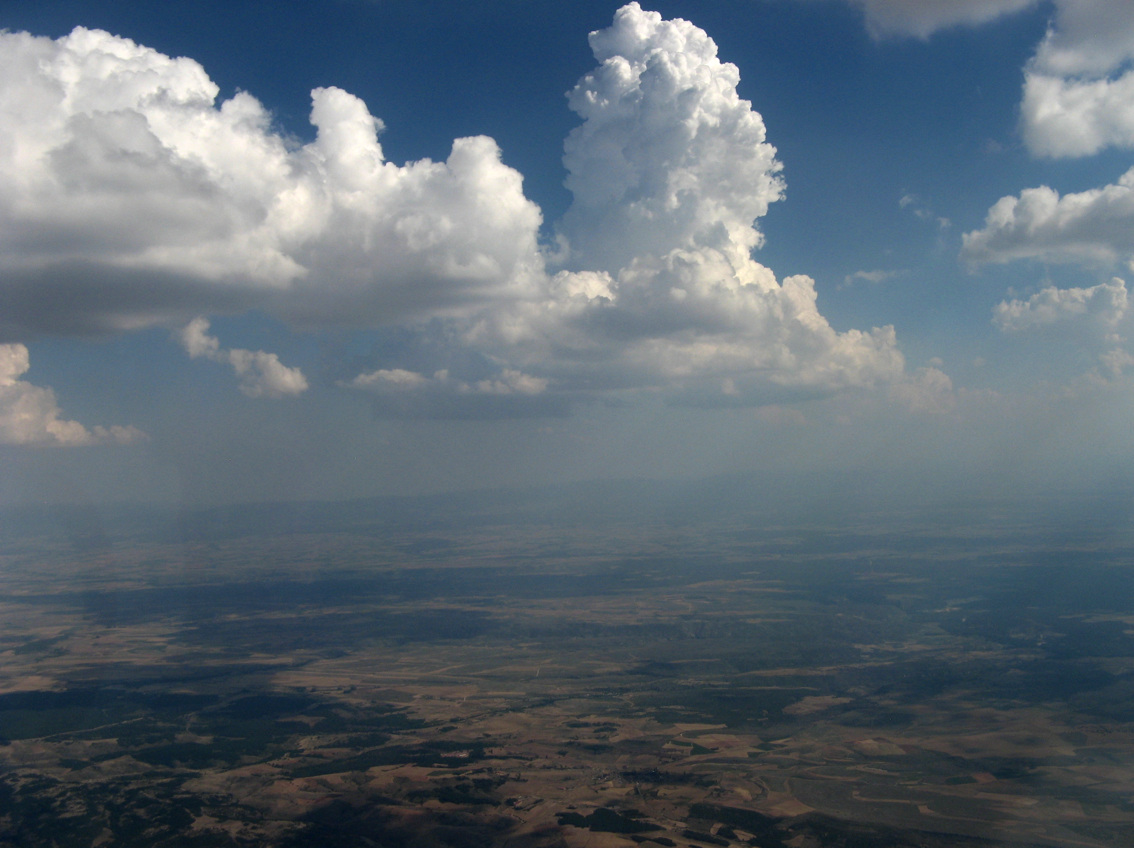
[962,169,1134,267]
[960,0,1134,381]
[836,0,1039,39]
[1022,67,1134,159]
[178,317,307,398]
[0,27,543,337]
[823,2,1134,159]
[992,277,1134,382]
[829,1,1134,159]
[992,277,1129,333]
[479,262,905,397]
[1100,346,1134,375]
[1030,1,1134,77]
[0,344,144,445]
[493,3,904,398]
[558,3,784,272]
[1,8,909,421]
[1021,1,1134,157]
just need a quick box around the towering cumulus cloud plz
[485,3,904,400]
[559,3,784,271]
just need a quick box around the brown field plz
[2,511,1134,847]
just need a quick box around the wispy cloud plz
[899,193,950,230]
[840,269,903,290]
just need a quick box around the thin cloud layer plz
[0,344,143,445]
[838,0,1039,39]
[178,318,308,398]
[343,365,561,419]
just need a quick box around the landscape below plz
[1,487,1133,847]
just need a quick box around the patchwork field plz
[2,505,1134,847]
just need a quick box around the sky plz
[2,0,1134,509]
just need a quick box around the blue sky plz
[2,0,1134,507]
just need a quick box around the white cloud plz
[0,10,909,418]
[503,3,904,398]
[1031,0,1134,77]
[838,0,1039,39]
[487,261,905,395]
[992,277,1129,332]
[1101,346,1134,375]
[558,2,784,272]
[178,317,308,398]
[473,369,549,396]
[899,193,950,229]
[347,368,431,392]
[829,2,1134,159]
[1022,67,1134,159]
[0,343,144,445]
[0,27,544,337]
[342,365,559,419]
[1021,1,1134,157]
[962,169,1134,266]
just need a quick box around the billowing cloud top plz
[0,26,544,338]
[461,3,904,399]
[993,278,1129,334]
[962,168,1134,267]
[0,6,909,428]
[558,2,784,271]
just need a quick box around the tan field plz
[2,516,1134,847]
